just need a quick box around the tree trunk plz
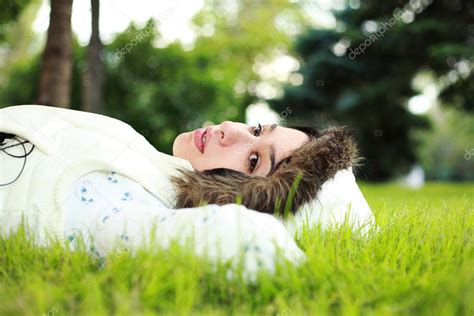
[81,0,104,113]
[37,0,73,108]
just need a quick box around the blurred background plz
[0,0,472,183]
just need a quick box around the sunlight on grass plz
[1,183,473,314]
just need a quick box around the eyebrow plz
[268,145,275,176]
[265,124,277,176]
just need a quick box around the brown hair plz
[170,126,361,217]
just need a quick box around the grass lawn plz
[1,182,473,315]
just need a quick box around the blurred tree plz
[81,0,104,113]
[191,0,312,124]
[1,18,251,153]
[37,0,73,108]
[0,39,84,108]
[270,0,474,180]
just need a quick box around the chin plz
[172,134,183,157]
[172,132,191,159]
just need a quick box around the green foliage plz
[0,20,245,152]
[1,0,471,180]
[0,38,84,108]
[270,0,473,180]
[1,183,473,314]
[0,0,33,42]
[99,0,310,153]
[102,20,245,154]
[189,0,313,117]
[0,0,317,154]
[413,108,474,181]
[0,54,40,106]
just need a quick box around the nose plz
[218,121,249,147]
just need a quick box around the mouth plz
[193,128,206,153]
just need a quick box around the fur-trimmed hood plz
[170,127,362,216]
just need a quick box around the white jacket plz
[0,105,194,244]
[0,105,375,247]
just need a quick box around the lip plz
[194,128,205,153]
[204,127,211,151]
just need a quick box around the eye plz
[248,152,259,173]
[252,123,263,137]
[247,123,262,173]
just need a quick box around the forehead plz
[266,125,308,160]
[235,122,309,157]
[248,124,307,178]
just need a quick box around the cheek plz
[198,148,243,171]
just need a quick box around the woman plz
[171,122,362,216]
[170,120,374,238]
[0,105,374,278]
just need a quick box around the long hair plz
[169,125,361,216]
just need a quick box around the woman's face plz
[172,121,309,176]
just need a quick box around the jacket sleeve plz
[64,170,306,282]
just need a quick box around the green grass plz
[1,182,473,315]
